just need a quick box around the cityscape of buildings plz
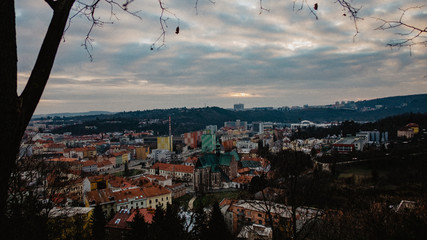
[13,107,423,239]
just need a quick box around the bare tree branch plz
[194,0,216,16]
[336,0,363,39]
[67,0,143,61]
[259,0,270,15]
[151,0,180,50]
[374,5,427,54]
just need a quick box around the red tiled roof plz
[86,188,115,205]
[237,167,251,174]
[184,156,198,164]
[113,188,145,203]
[232,175,253,184]
[107,176,133,188]
[142,185,171,198]
[81,160,97,167]
[150,163,194,173]
[105,211,132,230]
[127,208,154,224]
[49,157,79,162]
[145,174,168,181]
[106,208,154,230]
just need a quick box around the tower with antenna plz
[169,116,173,152]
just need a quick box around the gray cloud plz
[14,1,427,114]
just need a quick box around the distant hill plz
[33,111,114,118]
[48,93,427,135]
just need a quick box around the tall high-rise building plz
[157,136,173,152]
[201,134,216,153]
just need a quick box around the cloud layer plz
[15,0,427,114]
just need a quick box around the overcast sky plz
[15,0,427,114]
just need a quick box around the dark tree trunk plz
[0,0,75,219]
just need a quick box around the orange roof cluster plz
[184,156,198,164]
[81,160,97,167]
[232,175,253,184]
[142,185,171,198]
[106,208,154,230]
[46,143,66,149]
[150,162,194,173]
[107,176,131,188]
[49,157,79,162]
[86,188,115,204]
[145,174,168,181]
[64,146,96,153]
[129,176,151,186]
[127,208,154,224]
[113,188,145,203]
[237,167,251,174]
[111,151,129,157]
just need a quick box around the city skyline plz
[16,1,427,114]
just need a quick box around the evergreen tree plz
[150,206,166,240]
[164,203,186,239]
[124,162,130,177]
[191,206,208,240]
[150,204,187,240]
[91,204,106,240]
[127,207,149,240]
[205,202,233,240]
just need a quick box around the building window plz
[155,199,158,202]
[149,200,152,204]
[258,220,262,224]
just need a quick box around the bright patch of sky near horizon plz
[15,0,427,114]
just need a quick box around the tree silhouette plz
[205,202,233,240]
[127,207,149,240]
[91,204,107,240]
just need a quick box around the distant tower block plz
[201,134,216,153]
[234,103,244,111]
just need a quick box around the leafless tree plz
[374,5,427,54]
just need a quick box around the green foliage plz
[150,204,187,240]
[204,202,233,240]
[127,207,149,240]
[190,206,208,240]
[91,205,106,240]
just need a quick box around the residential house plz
[397,123,419,139]
[111,151,130,166]
[105,208,154,240]
[135,146,150,160]
[82,175,109,193]
[237,224,273,240]
[221,199,321,235]
[332,137,366,153]
[184,156,198,166]
[149,162,194,181]
[142,184,172,209]
[84,188,117,217]
[113,187,147,210]
[165,183,187,199]
[48,207,93,239]
[144,174,172,187]
[97,159,114,173]
[81,160,98,173]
